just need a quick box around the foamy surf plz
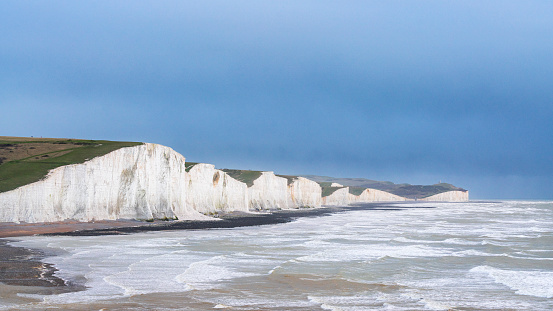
[470,265,553,298]
[175,255,257,290]
[2,201,553,310]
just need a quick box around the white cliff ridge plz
[323,187,408,206]
[350,188,408,203]
[0,142,468,224]
[185,164,249,214]
[421,190,469,202]
[322,187,350,206]
[247,172,289,210]
[0,144,206,223]
[287,177,322,208]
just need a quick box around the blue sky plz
[1,1,552,199]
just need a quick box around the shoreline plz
[0,240,66,287]
[0,219,147,239]
[0,202,433,290]
[3,202,435,237]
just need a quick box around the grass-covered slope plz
[0,136,142,193]
[391,183,467,199]
[315,181,347,197]
[321,186,345,197]
[221,169,263,187]
[275,174,298,186]
[348,187,366,196]
[185,162,199,172]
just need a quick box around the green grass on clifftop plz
[221,169,263,187]
[185,162,198,172]
[321,185,346,197]
[0,137,142,193]
[348,187,366,196]
[391,183,467,199]
[276,174,298,185]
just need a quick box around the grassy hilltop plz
[0,136,142,193]
[222,169,263,187]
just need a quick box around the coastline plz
[0,240,86,303]
[1,205,370,239]
[0,240,66,287]
[0,202,430,291]
[0,219,145,239]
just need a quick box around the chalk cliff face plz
[325,187,407,206]
[185,164,249,213]
[322,187,350,206]
[350,188,408,203]
[287,177,322,208]
[0,144,208,223]
[186,169,321,211]
[0,141,467,224]
[247,172,289,210]
[421,190,469,202]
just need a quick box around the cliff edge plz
[0,137,469,223]
[0,144,205,223]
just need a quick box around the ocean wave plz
[308,295,383,311]
[296,244,451,262]
[175,255,256,290]
[451,249,503,257]
[470,265,553,298]
[393,237,482,246]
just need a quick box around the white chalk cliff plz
[247,172,289,210]
[322,187,350,206]
[0,144,205,223]
[186,168,322,211]
[323,187,408,206]
[0,143,467,224]
[287,177,322,208]
[350,188,408,203]
[185,164,249,214]
[420,190,469,202]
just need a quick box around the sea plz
[1,201,553,310]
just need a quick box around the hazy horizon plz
[1,1,552,199]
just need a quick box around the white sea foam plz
[207,295,316,309]
[470,265,553,298]
[393,237,482,246]
[451,249,499,257]
[296,244,452,262]
[175,256,256,289]
[213,304,232,309]
[4,201,553,310]
[308,295,383,311]
[419,299,452,310]
[103,250,195,295]
[267,265,281,275]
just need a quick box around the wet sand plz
[0,219,146,238]
[0,239,86,306]
[0,240,64,287]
